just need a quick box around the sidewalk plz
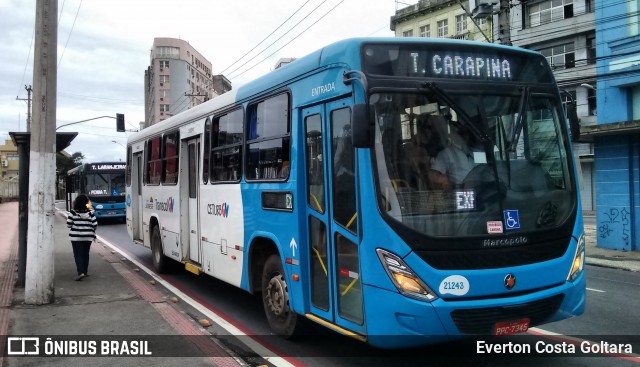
[584,218,640,272]
[0,201,242,366]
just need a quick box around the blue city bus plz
[125,38,585,348]
[66,162,127,220]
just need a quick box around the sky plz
[0,0,397,163]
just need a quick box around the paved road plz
[94,219,640,367]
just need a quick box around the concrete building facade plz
[0,138,19,179]
[144,38,229,128]
[390,0,494,42]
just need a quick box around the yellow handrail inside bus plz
[340,277,359,296]
[312,246,328,277]
[346,213,357,229]
[310,193,323,212]
[385,186,389,211]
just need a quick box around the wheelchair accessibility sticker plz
[503,210,520,230]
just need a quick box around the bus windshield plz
[372,87,574,237]
[86,172,126,197]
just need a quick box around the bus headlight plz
[376,249,437,302]
[567,234,585,282]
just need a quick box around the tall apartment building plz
[144,38,231,128]
[390,0,597,211]
[390,0,493,42]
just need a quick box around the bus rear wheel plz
[262,254,298,337]
[151,225,168,273]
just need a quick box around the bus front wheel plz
[151,225,168,273]
[262,254,298,337]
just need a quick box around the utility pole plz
[26,0,58,305]
[498,0,512,45]
[16,85,33,132]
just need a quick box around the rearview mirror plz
[351,104,373,148]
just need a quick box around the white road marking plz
[586,287,605,293]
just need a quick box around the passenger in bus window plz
[66,194,98,281]
[429,125,482,190]
[408,114,444,190]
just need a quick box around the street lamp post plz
[112,140,125,148]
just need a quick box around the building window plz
[420,25,430,37]
[159,75,169,83]
[159,60,169,69]
[156,46,179,58]
[476,17,487,28]
[402,29,413,37]
[456,14,467,34]
[528,0,573,27]
[437,20,448,37]
[540,43,575,69]
[587,35,596,65]
[587,89,596,116]
[160,104,169,112]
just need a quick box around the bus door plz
[187,138,201,264]
[132,152,144,241]
[303,100,365,335]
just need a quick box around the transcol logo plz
[155,197,175,213]
[207,202,229,218]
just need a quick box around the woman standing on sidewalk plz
[66,194,98,281]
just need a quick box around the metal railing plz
[0,178,19,202]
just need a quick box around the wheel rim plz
[265,273,288,317]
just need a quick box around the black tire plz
[262,254,298,337]
[151,225,168,273]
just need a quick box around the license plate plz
[107,211,116,215]
[494,318,530,336]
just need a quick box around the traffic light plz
[116,113,125,132]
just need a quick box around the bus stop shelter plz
[9,131,78,287]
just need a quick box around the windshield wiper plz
[509,86,530,152]
[420,81,490,144]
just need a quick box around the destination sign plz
[89,164,126,171]
[362,43,553,83]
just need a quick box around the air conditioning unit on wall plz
[1,160,8,168]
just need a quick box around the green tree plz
[56,151,84,177]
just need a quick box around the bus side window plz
[212,109,243,182]
[246,94,291,181]
[146,137,162,185]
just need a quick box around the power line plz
[226,0,331,79]
[58,0,83,67]
[218,0,313,75]
[57,91,143,104]
[16,29,34,98]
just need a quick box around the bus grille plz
[415,238,570,270]
[450,294,564,334]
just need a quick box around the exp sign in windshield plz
[361,42,554,83]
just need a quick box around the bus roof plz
[128,37,542,145]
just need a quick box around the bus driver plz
[429,125,483,190]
